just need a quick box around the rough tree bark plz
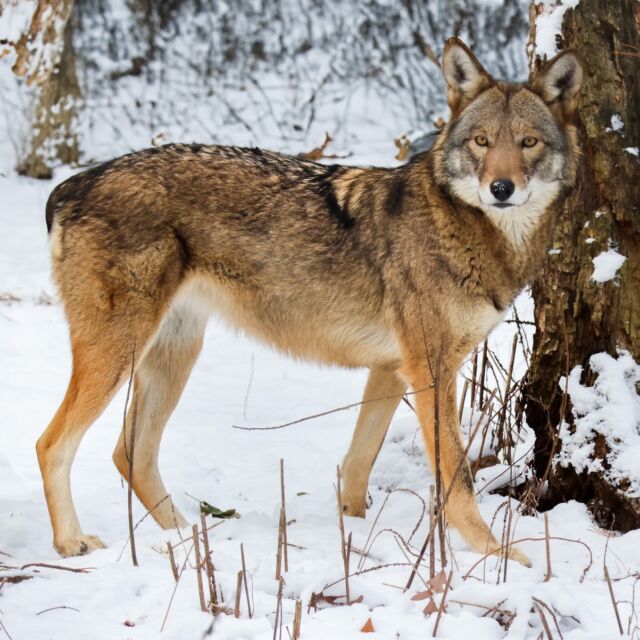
[524,0,640,530]
[1,0,79,178]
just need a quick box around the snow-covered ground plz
[2,159,640,639]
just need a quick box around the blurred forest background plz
[0,0,529,177]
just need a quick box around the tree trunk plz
[524,0,640,530]
[4,0,79,178]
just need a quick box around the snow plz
[591,248,626,283]
[558,351,640,496]
[0,1,37,44]
[607,114,625,133]
[625,147,639,157]
[534,0,581,59]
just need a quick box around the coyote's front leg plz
[402,355,531,566]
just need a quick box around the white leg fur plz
[112,297,207,529]
[341,368,406,516]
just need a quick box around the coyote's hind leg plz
[37,321,158,557]
[113,301,207,529]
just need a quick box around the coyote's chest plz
[450,298,507,349]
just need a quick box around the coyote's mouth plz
[484,192,532,210]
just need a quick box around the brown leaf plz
[300,133,333,161]
[394,135,410,162]
[360,617,375,633]
[411,589,433,601]
[428,570,447,593]
[423,597,438,616]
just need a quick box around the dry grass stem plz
[234,570,243,618]
[478,340,489,409]
[470,350,478,408]
[604,565,624,635]
[433,357,447,570]
[233,387,433,431]
[534,601,554,640]
[458,379,469,424]
[200,512,218,606]
[127,396,139,567]
[241,543,253,618]
[275,507,285,581]
[432,570,453,636]
[121,350,138,567]
[336,466,352,604]
[273,577,284,640]
[463,535,593,581]
[280,459,289,572]
[167,541,179,582]
[292,599,302,640]
[497,334,518,459]
[429,485,436,580]
[544,513,552,582]
[192,524,207,612]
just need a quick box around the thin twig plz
[234,570,243,618]
[273,578,284,640]
[232,388,433,431]
[121,349,138,567]
[168,541,179,582]
[193,524,207,613]
[275,507,285,581]
[200,512,217,606]
[544,513,552,582]
[470,350,478,409]
[432,570,453,636]
[127,394,139,567]
[478,340,489,409]
[280,459,289,573]
[429,485,436,580]
[292,599,302,640]
[463,535,593,581]
[534,601,554,640]
[35,606,80,616]
[433,355,447,571]
[604,565,624,635]
[241,543,252,618]
[336,466,351,605]
[19,562,92,574]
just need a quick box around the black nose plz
[490,179,515,202]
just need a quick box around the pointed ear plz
[442,37,493,115]
[532,49,584,118]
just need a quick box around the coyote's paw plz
[504,545,532,567]
[341,494,366,518]
[55,534,106,557]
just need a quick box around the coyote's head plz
[433,38,583,243]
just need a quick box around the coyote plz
[38,38,582,561]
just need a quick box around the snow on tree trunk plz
[0,0,79,178]
[524,0,640,530]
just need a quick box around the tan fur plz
[37,39,583,563]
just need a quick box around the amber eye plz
[474,134,488,147]
[522,136,538,148]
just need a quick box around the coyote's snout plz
[37,38,583,564]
